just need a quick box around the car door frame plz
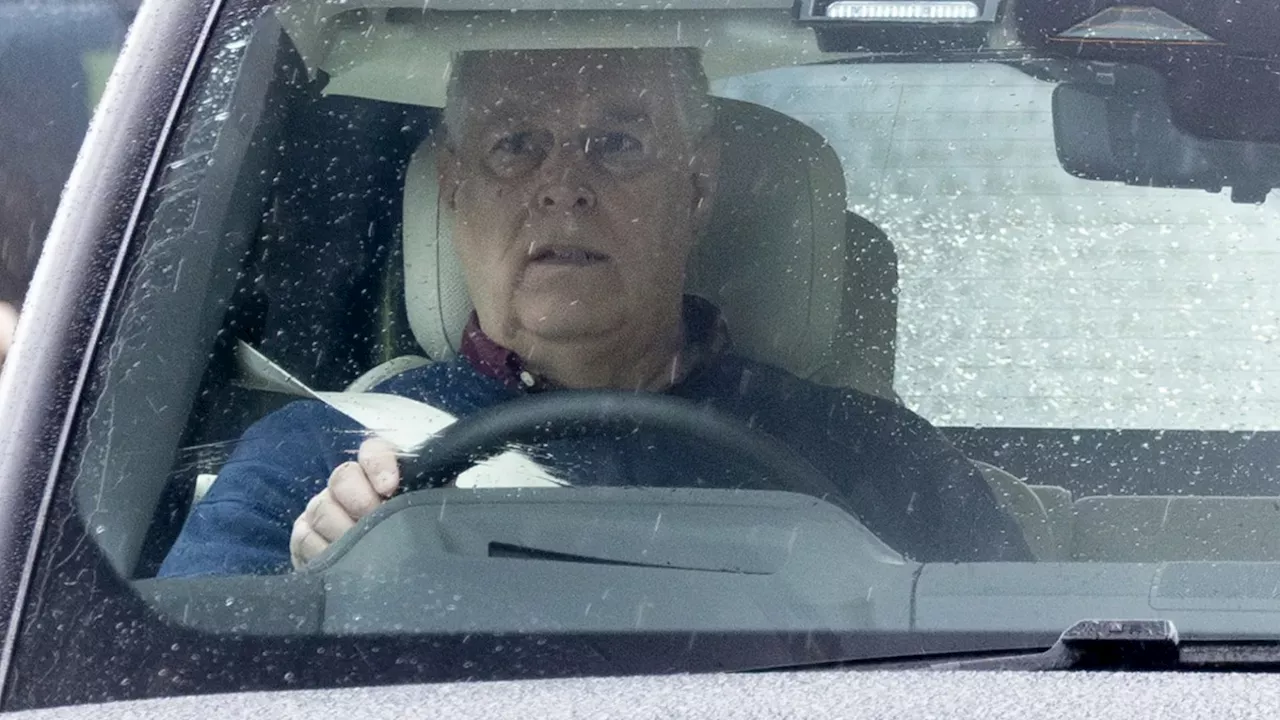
[0,0,222,697]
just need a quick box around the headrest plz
[403,97,879,388]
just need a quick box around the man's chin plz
[513,301,618,343]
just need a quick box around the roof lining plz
[275,4,843,107]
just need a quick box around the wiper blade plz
[923,620,1280,672]
[935,619,1181,671]
[758,620,1280,673]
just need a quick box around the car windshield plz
[12,0,1280,707]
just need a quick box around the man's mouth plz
[527,246,610,267]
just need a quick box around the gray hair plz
[442,48,715,146]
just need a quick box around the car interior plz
[53,2,1280,637]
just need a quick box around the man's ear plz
[435,131,462,211]
[689,136,720,231]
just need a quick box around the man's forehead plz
[461,48,682,81]
[457,49,686,116]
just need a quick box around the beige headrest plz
[403,97,873,386]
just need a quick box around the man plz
[159,48,1030,577]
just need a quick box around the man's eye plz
[486,131,547,177]
[492,132,540,156]
[590,132,643,157]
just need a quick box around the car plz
[3,0,1280,716]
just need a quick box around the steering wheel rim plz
[396,390,846,503]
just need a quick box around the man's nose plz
[534,143,597,213]
[536,180,597,212]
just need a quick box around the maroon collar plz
[459,295,731,392]
[459,314,548,392]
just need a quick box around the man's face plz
[439,49,717,351]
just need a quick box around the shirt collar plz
[458,295,731,392]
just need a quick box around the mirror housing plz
[1053,68,1280,204]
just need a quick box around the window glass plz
[718,64,1280,431]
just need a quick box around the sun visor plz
[275,3,837,107]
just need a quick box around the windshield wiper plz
[934,620,1182,671]
[757,620,1280,673]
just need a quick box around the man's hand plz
[290,437,401,570]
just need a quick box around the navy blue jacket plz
[159,353,1031,577]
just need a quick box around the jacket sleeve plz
[826,392,1034,563]
[157,400,365,578]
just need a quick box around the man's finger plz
[358,437,402,497]
[328,461,383,520]
[290,515,329,569]
[308,489,357,541]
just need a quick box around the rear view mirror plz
[1053,71,1280,204]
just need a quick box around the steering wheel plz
[396,390,845,502]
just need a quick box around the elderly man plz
[159,48,1030,578]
